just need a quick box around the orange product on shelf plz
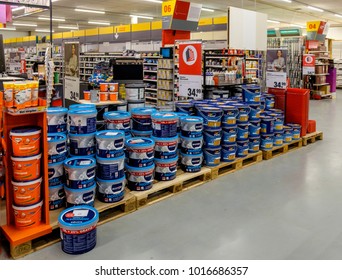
[10,127,41,157]
[11,154,42,182]
[12,201,43,229]
[14,83,27,109]
[109,83,118,92]
[109,92,118,101]
[84,91,91,100]
[100,83,109,92]
[39,98,47,106]
[30,81,39,107]
[25,82,32,108]
[100,92,108,101]
[3,82,14,108]
[12,177,42,206]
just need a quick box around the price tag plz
[179,75,202,99]
[266,72,287,89]
[65,77,80,101]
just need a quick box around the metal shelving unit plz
[143,56,159,106]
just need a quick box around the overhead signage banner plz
[303,54,316,75]
[64,42,80,101]
[306,21,329,42]
[266,48,288,89]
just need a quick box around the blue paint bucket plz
[287,123,301,140]
[68,109,97,134]
[180,136,203,155]
[242,85,261,104]
[273,132,284,146]
[260,99,266,112]
[249,104,261,122]
[269,108,283,114]
[181,152,203,173]
[69,132,96,157]
[260,116,275,135]
[221,144,237,162]
[64,182,96,207]
[237,124,249,141]
[154,156,178,181]
[249,121,261,137]
[220,105,239,128]
[268,113,284,132]
[222,127,237,145]
[260,134,274,150]
[131,107,157,131]
[264,94,275,110]
[131,130,153,138]
[95,130,125,158]
[64,157,96,189]
[152,111,178,138]
[96,155,125,180]
[203,128,222,148]
[47,133,67,164]
[126,164,155,191]
[174,112,189,133]
[283,126,293,143]
[175,101,195,115]
[203,148,221,167]
[58,205,99,255]
[47,107,68,133]
[196,106,223,130]
[180,116,203,138]
[235,103,251,124]
[103,111,131,134]
[152,136,178,159]
[125,137,155,167]
[48,162,65,187]
[236,140,249,158]
[49,184,65,210]
[248,137,260,153]
[96,176,125,203]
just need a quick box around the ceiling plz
[4,0,342,34]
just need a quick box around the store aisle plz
[2,93,342,260]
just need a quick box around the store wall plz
[328,27,342,41]
[0,30,29,39]
[332,41,342,60]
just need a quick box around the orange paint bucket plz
[109,83,118,92]
[109,92,118,101]
[10,127,41,157]
[84,91,91,100]
[100,83,108,92]
[12,201,43,229]
[100,92,108,101]
[12,177,42,206]
[11,154,42,182]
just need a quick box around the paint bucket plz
[288,124,301,140]
[221,126,237,145]
[65,182,96,207]
[47,133,67,164]
[49,184,65,210]
[64,157,96,189]
[264,94,275,110]
[69,133,96,157]
[68,109,97,134]
[151,111,178,138]
[242,86,261,104]
[203,128,221,148]
[180,116,203,138]
[221,144,237,162]
[100,83,109,92]
[96,155,125,180]
[131,130,153,138]
[249,104,261,122]
[235,103,251,124]
[117,101,127,111]
[84,91,90,100]
[131,107,157,131]
[10,126,41,157]
[103,111,131,134]
[109,83,119,92]
[220,105,239,128]
[175,101,195,115]
[127,100,145,112]
[260,99,266,112]
[203,148,221,167]
[126,164,155,191]
[11,154,41,182]
[268,113,284,132]
[3,81,14,108]
[237,124,249,141]
[260,134,274,150]
[109,92,118,101]
[248,137,260,153]
[181,152,203,173]
[12,201,43,229]
[12,177,42,206]
[236,141,249,158]
[283,126,293,143]
[180,136,203,155]
[260,116,275,135]
[273,132,284,146]
[100,92,108,101]
[58,205,99,255]
[152,136,178,159]
[96,130,125,158]
[154,156,178,181]
[125,137,155,167]
[125,84,145,101]
[196,106,223,130]
[96,176,125,203]
[48,162,64,187]
[249,121,260,137]
[47,107,68,133]
[174,112,189,134]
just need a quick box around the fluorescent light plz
[12,6,25,12]
[290,24,305,28]
[307,6,324,12]
[75,8,105,14]
[35,29,54,33]
[129,15,153,20]
[145,0,162,3]
[13,23,37,27]
[38,17,65,22]
[202,8,215,12]
[274,27,280,30]
[58,25,79,30]
[0,27,16,31]
[281,0,292,3]
[335,14,342,18]
[268,19,280,24]
[88,21,110,26]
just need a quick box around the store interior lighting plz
[38,17,65,22]
[88,21,110,26]
[307,6,324,12]
[129,15,154,20]
[75,8,105,14]
[202,8,215,12]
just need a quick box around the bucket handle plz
[197,110,222,122]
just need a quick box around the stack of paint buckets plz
[130,107,157,138]
[103,111,132,140]
[10,126,43,229]
[47,107,68,210]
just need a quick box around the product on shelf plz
[131,107,157,132]
[126,164,155,191]
[47,107,68,134]
[12,154,42,182]
[10,126,42,157]
[154,156,178,181]
[3,81,39,110]
[95,130,125,158]
[151,111,178,138]
[12,201,43,229]
[12,177,42,206]
[103,111,131,137]
[64,157,96,189]
[96,155,125,181]
[47,134,67,164]
[68,108,97,134]
[125,138,154,168]
[96,177,125,203]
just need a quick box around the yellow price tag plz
[162,0,175,16]
[307,21,320,32]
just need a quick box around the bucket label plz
[96,138,124,158]
[106,118,130,130]
[127,170,153,191]
[70,138,95,157]
[65,167,96,189]
[152,121,177,138]
[98,190,124,203]
[47,114,67,133]
[48,165,65,186]
[60,227,97,254]
[49,187,65,210]
[154,141,178,159]
[66,189,95,207]
[132,115,153,131]
[97,160,125,180]
[127,147,154,167]
[69,116,96,134]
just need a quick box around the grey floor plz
[1,92,342,260]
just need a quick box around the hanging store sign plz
[266,48,287,89]
[306,21,329,42]
[303,54,316,75]
[64,42,80,101]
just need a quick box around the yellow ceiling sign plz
[307,21,320,32]
[199,18,213,26]
[162,0,176,16]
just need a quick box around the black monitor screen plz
[112,64,143,82]
[0,35,5,73]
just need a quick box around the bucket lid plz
[131,107,157,115]
[131,130,152,136]
[69,104,96,110]
[103,111,131,120]
[154,156,178,164]
[96,154,125,162]
[64,157,96,168]
[152,111,178,120]
[180,152,203,157]
[96,130,125,139]
[10,126,41,137]
[152,135,178,143]
[47,133,67,142]
[11,154,42,161]
[174,112,189,118]
[198,106,223,113]
[287,123,301,128]
[96,176,126,184]
[283,125,293,131]
[64,182,96,192]
[126,137,154,148]
[181,116,203,123]
[180,135,203,141]
[12,200,43,211]
[125,83,145,88]
[47,107,68,114]
[125,163,155,171]
[49,184,65,190]
[58,205,99,229]
[175,102,193,108]
[68,109,97,115]
[12,177,42,186]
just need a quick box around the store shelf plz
[246,57,259,60]
[313,83,330,86]
[311,73,329,76]
[145,88,158,91]
[207,65,227,68]
[144,79,158,82]
[143,70,157,73]
[308,50,329,53]
[144,63,158,66]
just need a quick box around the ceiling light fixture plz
[202,8,215,12]
[129,15,154,20]
[145,0,163,3]
[0,27,16,31]
[290,24,305,28]
[58,25,79,30]
[12,6,25,12]
[38,17,65,22]
[307,6,324,12]
[335,14,342,18]
[75,8,105,14]
[88,21,110,26]
[35,29,55,33]
[13,23,37,27]
[281,0,292,3]
[267,19,280,24]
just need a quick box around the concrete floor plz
[1,93,341,260]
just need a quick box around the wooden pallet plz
[287,139,303,152]
[131,167,211,208]
[262,144,288,160]
[302,131,323,146]
[240,151,263,168]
